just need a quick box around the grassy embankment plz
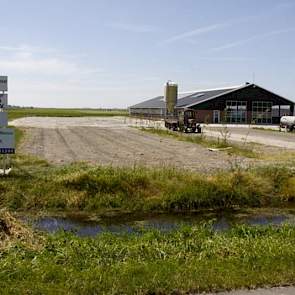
[1,128,295,293]
[139,127,259,158]
[1,153,295,213]
[1,210,295,294]
[1,126,294,213]
[8,108,128,120]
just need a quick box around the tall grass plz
[1,155,295,213]
[1,222,295,294]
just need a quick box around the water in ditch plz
[22,209,295,237]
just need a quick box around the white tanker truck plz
[280,116,295,131]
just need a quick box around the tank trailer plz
[280,116,295,132]
[164,81,201,133]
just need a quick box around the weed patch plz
[1,156,295,213]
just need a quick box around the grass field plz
[1,153,294,213]
[1,127,295,294]
[2,211,295,294]
[1,126,292,214]
[8,108,128,120]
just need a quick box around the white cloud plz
[0,44,103,77]
[0,44,57,54]
[106,22,157,33]
[0,44,114,107]
[0,57,78,75]
[209,28,295,52]
[275,1,295,10]
[159,3,295,48]
[199,56,255,62]
[158,23,227,46]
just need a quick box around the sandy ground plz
[11,117,251,172]
[208,286,295,295]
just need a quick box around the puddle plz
[22,210,295,237]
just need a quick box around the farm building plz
[129,82,295,124]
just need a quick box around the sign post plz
[0,94,8,109]
[0,128,15,154]
[0,76,14,175]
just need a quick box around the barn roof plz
[129,85,242,109]
[129,83,295,109]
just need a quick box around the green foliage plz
[1,224,295,294]
[8,108,128,120]
[1,156,295,213]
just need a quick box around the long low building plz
[129,82,295,124]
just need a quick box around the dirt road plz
[12,117,248,172]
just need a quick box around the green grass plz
[2,220,295,294]
[1,127,295,293]
[8,108,128,121]
[1,126,293,213]
[140,127,258,158]
[1,154,295,213]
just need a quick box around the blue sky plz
[1,0,295,107]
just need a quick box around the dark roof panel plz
[129,83,295,110]
[130,86,240,109]
[130,96,165,109]
[176,87,238,107]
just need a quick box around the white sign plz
[0,76,7,92]
[0,94,7,108]
[0,112,8,127]
[0,128,15,154]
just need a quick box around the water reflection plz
[23,210,295,237]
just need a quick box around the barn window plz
[225,100,247,123]
[252,101,272,124]
[272,105,290,117]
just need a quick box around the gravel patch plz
[12,117,252,172]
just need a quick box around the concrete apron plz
[203,130,295,149]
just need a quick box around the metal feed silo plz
[165,81,178,115]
